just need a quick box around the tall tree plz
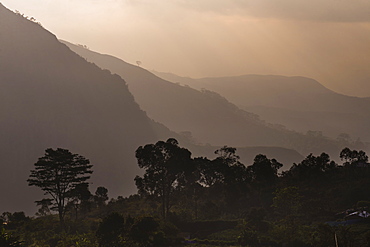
[213,146,249,185]
[197,146,248,187]
[195,146,249,215]
[248,154,282,185]
[68,183,93,220]
[135,138,194,219]
[340,147,368,166]
[212,146,250,212]
[28,148,93,228]
[287,153,337,181]
[94,186,109,208]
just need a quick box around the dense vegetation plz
[2,139,370,246]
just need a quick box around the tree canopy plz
[4,144,370,246]
[28,148,93,227]
[135,138,194,219]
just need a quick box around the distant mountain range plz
[153,72,370,144]
[1,3,359,214]
[63,41,345,158]
[0,3,305,214]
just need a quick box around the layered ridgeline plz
[63,42,343,157]
[0,4,174,213]
[155,72,370,145]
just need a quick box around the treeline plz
[2,139,370,246]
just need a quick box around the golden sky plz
[2,0,370,96]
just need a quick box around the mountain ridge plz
[0,3,174,213]
[63,41,346,157]
[0,4,304,214]
[153,71,370,142]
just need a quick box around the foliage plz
[28,148,93,227]
[0,226,23,247]
[94,187,109,208]
[35,199,53,217]
[340,147,369,166]
[272,187,302,217]
[248,154,282,184]
[11,144,370,246]
[135,138,194,219]
[96,212,125,246]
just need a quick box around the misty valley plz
[2,2,370,247]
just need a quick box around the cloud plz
[175,0,370,23]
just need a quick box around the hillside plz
[63,42,343,158]
[0,3,173,213]
[154,72,370,143]
[0,3,307,215]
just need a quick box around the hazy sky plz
[2,0,370,97]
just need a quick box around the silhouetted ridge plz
[63,41,290,146]
[154,71,370,143]
[0,3,171,214]
[64,41,344,158]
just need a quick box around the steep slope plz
[64,41,343,157]
[0,4,172,213]
[154,72,370,142]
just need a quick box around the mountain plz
[154,72,370,143]
[0,3,308,214]
[63,41,346,159]
[0,3,176,214]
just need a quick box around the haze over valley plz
[1,1,370,217]
[4,2,370,246]
[154,72,370,143]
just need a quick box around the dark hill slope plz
[63,41,341,156]
[0,4,171,213]
[62,42,283,147]
[154,72,370,142]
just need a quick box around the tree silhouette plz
[248,154,282,185]
[28,148,93,228]
[135,138,194,219]
[287,153,337,181]
[340,147,368,167]
[94,186,109,208]
[35,198,53,217]
[68,183,93,220]
[209,146,249,212]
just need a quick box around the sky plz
[1,0,370,97]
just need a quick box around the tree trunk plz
[58,204,65,230]
[162,193,166,219]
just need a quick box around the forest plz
[2,139,370,247]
